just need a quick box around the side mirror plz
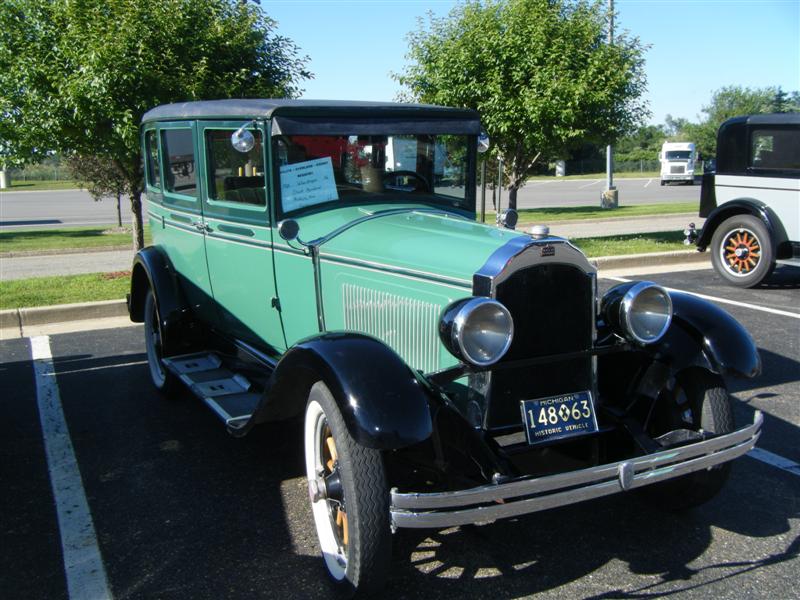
[277,219,300,242]
[477,131,490,154]
[231,120,256,153]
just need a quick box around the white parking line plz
[644,178,653,188]
[578,179,601,189]
[748,448,800,477]
[30,336,112,600]
[603,276,800,319]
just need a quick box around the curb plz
[0,245,131,259]
[0,299,128,333]
[593,249,708,270]
[0,250,710,329]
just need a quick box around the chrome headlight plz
[602,281,673,345]
[439,298,514,367]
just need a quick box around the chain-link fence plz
[9,164,69,181]
[564,158,661,175]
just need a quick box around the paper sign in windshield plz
[280,157,338,212]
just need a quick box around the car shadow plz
[12,340,796,599]
[384,455,798,598]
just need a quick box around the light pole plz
[602,0,619,208]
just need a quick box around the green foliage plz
[0,0,310,246]
[671,86,799,157]
[614,124,665,162]
[395,0,648,206]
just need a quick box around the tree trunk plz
[507,185,518,211]
[130,190,145,251]
[116,193,123,228]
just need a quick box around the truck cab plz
[660,141,697,185]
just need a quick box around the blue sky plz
[262,0,800,126]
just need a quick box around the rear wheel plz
[640,369,735,510]
[710,214,775,288]
[143,289,180,395]
[304,382,391,597]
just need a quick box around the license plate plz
[520,391,599,445]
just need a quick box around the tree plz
[685,86,800,157]
[395,0,648,209]
[615,124,666,162]
[0,0,310,249]
[65,155,128,228]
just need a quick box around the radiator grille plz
[342,283,441,373]
[670,165,686,174]
[487,264,594,429]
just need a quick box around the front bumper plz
[390,411,762,529]
[662,173,694,181]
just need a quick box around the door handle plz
[193,221,211,234]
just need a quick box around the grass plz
[3,180,80,191]
[485,201,698,226]
[0,271,131,309]
[0,225,151,254]
[0,231,688,309]
[574,231,688,257]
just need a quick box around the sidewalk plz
[0,214,700,281]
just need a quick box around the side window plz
[145,130,161,189]
[750,128,800,172]
[161,129,197,198]
[205,128,266,205]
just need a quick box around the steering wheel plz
[382,170,430,192]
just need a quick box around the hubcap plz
[321,426,349,550]
[722,228,760,275]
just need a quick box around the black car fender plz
[128,246,188,329]
[250,332,434,450]
[696,198,789,256]
[652,291,761,379]
[598,291,760,404]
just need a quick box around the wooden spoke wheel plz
[304,382,391,597]
[711,214,775,288]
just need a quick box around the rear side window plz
[145,130,161,189]
[750,128,800,172]
[205,128,266,205]
[162,129,197,197]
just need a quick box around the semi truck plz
[660,141,697,185]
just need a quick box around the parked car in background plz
[659,141,697,185]
[129,99,763,597]
[691,113,800,287]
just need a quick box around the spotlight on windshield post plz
[477,131,490,154]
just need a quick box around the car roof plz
[721,113,800,128]
[141,99,479,124]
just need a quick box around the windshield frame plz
[270,126,478,221]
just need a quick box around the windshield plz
[273,133,472,217]
[665,150,693,160]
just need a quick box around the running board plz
[162,352,261,431]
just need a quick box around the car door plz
[198,120,286,352]
[157,122,218,325]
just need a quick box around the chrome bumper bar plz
[390,411,762,529]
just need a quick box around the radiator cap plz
[529,224,550,239]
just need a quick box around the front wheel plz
[304,382,391,597]
[143,289,180,395]
[640,369,735,511]
[710,214,775,288]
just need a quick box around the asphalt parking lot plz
[2,266,798,599]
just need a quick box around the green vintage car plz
[129,99,763,596]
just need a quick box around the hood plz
[296,205,526,286]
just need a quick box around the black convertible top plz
[142,99,479,123]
